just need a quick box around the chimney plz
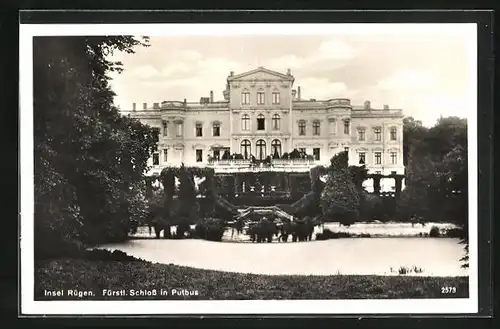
[297,86,301,100]
[287,68,291,75]
[153,102,160,109]
[210,90,214,103]
[184,98,187,105]
[383,104,389,110]
[230,71,234,77]
[292,89,297,100]
[132,103,136,111]
[364,100,371,110]
[143,102,147,110]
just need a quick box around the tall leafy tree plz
[34,36,155,256]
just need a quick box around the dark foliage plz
[34,36,154,257]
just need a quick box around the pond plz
[98,237,468,277]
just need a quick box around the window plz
[313,121,321,136]
[257,114,265,130]
[163,149,168,162]
[176,122,183,137]
[241,91,250,105]
[390,127,397,141]
[313,148,320,161]
[374,127,381,141]
[153,127,160,137]
[241,114,250,131]
[359,152,366,164]
[162,121,168,136]
[152,153,159,165]
[241,139,251,159]
[375,152,382,165]
[272,114,280,130]
[257,91,265,105]
[391,171,397,175]
[195,123,203,137]
[299,148,306,155]
[272,92,280,104]
[298,120,306,135]
[213,149,220,160]
[213,123,220,136]
[376,171,382,174]
[390,152,397,164]
[196,149,203,162]
[358,128,365,141]
[271,139,282,157]
[343,120,350,135]
[256,139,266,160]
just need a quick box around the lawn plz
[35,257,469,300]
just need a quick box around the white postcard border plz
[19,23,478,315]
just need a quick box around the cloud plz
[293,78,356,100]
[376,69,439,91]
[317,39,358,60]
[263,38,357,74]
[130,65,160,79]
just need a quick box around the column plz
[234,174,240,195]
[373,175,381,194]
[395,176,403,198]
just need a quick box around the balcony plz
[207,157,320,173]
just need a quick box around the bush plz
[315,229,351,240]
[429,226,440,237]
[193,218,226,241]
[84,249,146,262]
[444,228,465,238]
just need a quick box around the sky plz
[108,26,476,127]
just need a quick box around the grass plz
[35,258,469,300]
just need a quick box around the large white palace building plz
[123,67,405,191]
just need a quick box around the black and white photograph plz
[20,19,482,315]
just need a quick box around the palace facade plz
[123,67,405,192]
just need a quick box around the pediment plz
[229,67,294,82]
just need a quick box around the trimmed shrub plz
[429,226,440,237]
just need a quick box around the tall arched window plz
[256,139,266,160]
[241,139,251,159]
[257,114,265,130]
[272,114,280,130]
[241,114,250,131]
[271,139,282,157]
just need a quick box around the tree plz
[403,116,428,166]
[34,36,154,256]
[321,167,360,226]
[176,165,199,235]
